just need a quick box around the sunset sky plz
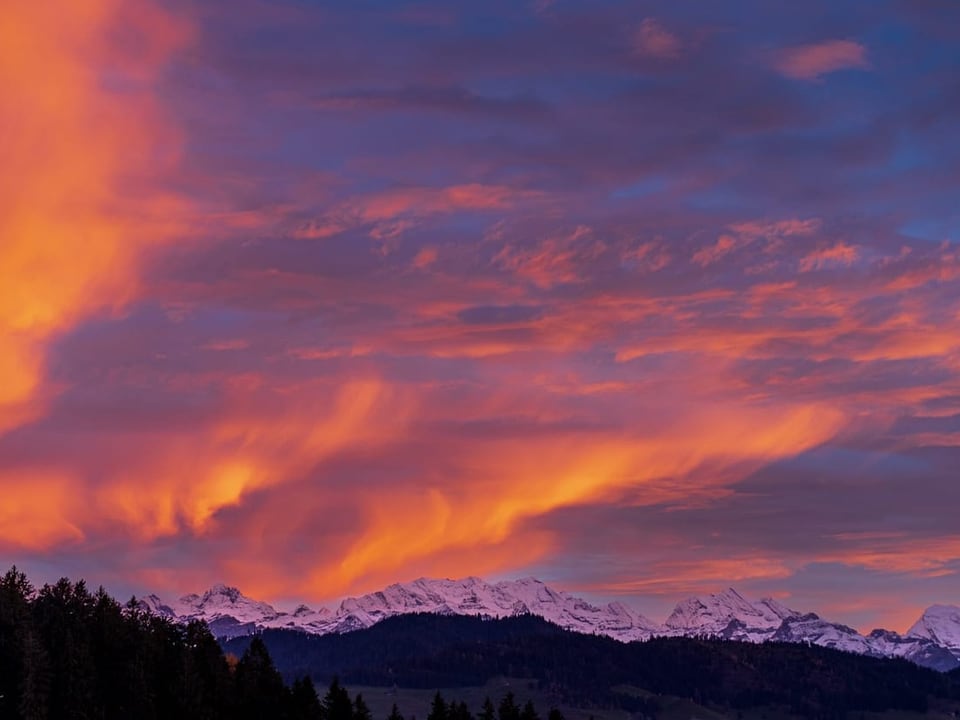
[2,0,959,632]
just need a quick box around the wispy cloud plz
[775,39,870,80]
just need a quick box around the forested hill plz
[224,612,960,717]
[0,567,325,719]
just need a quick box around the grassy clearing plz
[344,680,960,720]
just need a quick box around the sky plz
[1,0,959,633]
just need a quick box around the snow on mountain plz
[660,588,872,653]
[866,628,960,672]
[137,585,311,635]
[138,577,661,641]
[664,588,799,641]
[306,576,661,640]
[136,578,960,671]
[907,605,960,653]
[661,590,960,669]
[770,612,873,654]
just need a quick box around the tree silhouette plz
[323,677,354,720]
[290,676,323,720]
[387,702,405,720]
[498,692,520,720]
[427,691,448,720]
[234,636,290,719]
[520,700,539,720]
[479,696,496,720]
[354,692,373,720]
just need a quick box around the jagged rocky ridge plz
[137,577,960,671]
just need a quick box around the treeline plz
[0,568,582,720]
[419,690,572,720]
[0,567,317,719]
[225,612,960,718]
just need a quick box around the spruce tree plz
[323,677,354,720]
[450,700,474,720]
[427,691,448,720]
[498,693,520,720]
[354,692,374,720]
[479,697,496,720]
[290,676,323,720]
[234,636,290,720]
[387,702,405,720]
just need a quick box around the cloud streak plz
[775,39,870,81]
[0,0,189,434]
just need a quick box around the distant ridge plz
[137,576,960,671]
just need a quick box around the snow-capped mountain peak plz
[178,583,281,622]
[755,596,797,621]
[907,604,960,649]
[135,578,960,672]
[664,587,798,641]
[321,576,661,641]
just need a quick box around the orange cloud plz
[0,0,189,434]
[775,39,870,81]
[0,376,413,554]
[107,378,412,539]
[0,470,85,550]
[820,535,960,576]
[286,394,845,598]
[601,557,794,595]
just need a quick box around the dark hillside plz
[225,613,960,717]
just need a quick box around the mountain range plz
[136,576,960,672]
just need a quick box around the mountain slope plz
[909,605,960,649]
[137,576,960,671]
[139,576,661,642]
[663,588,799,641]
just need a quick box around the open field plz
[345,680,960,720]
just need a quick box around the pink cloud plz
[776,39,870,81]
[412,246,439,270]
[633,18,682,59]
[622,241,671,273]
[799,242,860,272]
[730,218,822,240]
[494,225,605,288]
[692,234,742,267]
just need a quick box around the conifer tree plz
[354,692,374,720]
[387,702,405,720]
[427,691,448,720]
[235,636,290,720]
[324,677,354,720]
[450,699,474,720]
[520,699,539,720]
[479,696,496,720]
[290,676,323,720]
[498,693,521,720]
[0,567,46,720]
